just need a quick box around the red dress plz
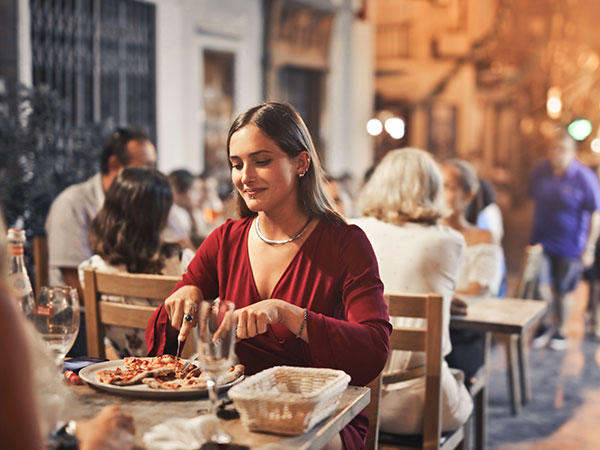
[146,218,391,449]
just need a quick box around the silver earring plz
[298,172,306,178]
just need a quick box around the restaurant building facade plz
[1,0,375,182]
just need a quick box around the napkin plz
[143,415,219,450]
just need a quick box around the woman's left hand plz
[235,299,288,339]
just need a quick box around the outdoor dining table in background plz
[66,382,370,450]
[450,296,548,450]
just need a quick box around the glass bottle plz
[7,228,35,318]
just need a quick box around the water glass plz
[196,299,236,443]
[32,286,80,368]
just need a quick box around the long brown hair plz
[226,102,345,224]
[89,168,173,273]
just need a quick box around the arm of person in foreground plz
[0,286,45,450]
[76,405,135,450]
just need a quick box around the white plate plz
[79,359,244,399]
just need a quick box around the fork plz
[181,352,200,373]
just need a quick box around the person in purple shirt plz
[529,128,600,349]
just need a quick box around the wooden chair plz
[379,293,467,450]
[33,235,48,297]
[496,243,543,414]
[83,267,194,359]
[365,373,383,450]
[515,244,544,300]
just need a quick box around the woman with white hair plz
[352,148,473,435]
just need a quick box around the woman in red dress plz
[145,102,391,450]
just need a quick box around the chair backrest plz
[82,267,191,358]
[515,244,543,299]
[365,373,383,450]
[33,236,48,297]
[385,293,444,450]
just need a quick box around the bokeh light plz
[384,117,405,140]
[568,118,593,141]
[366,118,383,136]
[591,138,600,153]
[546,87,562,119]
[546,97,562,119]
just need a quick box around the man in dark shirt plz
[529,129,600,349]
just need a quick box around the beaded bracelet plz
[296,308,307,339]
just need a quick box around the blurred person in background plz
[441,159,503,387]
[324,174,348,217]
[466,177,507,297]
[45,127,156,356]
[0,212,135,450]
[46,128,156,301]
[199,175,225,223]
[78,168,194,358]
[166,169,205,248]
[529,128,600,349]
[352,148,472,435]
[146,102,391,450]
[466,178,504,245]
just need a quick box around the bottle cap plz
[7,228,26,242]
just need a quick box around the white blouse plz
[351,217,473,434]
[457,243,503,295]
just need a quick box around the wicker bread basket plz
[227,365,351,435]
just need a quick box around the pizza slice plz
[142,364,245,390]
[142,376,209,390]
[96,366,176,386]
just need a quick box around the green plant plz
[0,85,107,271]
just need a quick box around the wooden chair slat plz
[99,302,156,328]
[422,294,444,450]
[84,268,103,358]
[95,271,179,299]
[385,294,428,318]
[365,374,383,450]
[390,327,426,352]
[33,236,48,298]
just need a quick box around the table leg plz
[474,332,491,450]
[518,334,532,404]
[507,334,522,415]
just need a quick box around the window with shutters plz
[29,0,156,139]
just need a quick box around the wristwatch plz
[48,420,79,449]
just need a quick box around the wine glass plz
[32,286,80,368]
[196,299,236,444]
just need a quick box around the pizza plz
[95,355,244,390]
[142,363,245,390]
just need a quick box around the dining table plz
[66,381,370,450]
[450,296,547,450]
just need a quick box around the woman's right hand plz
[164,285,203,342]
